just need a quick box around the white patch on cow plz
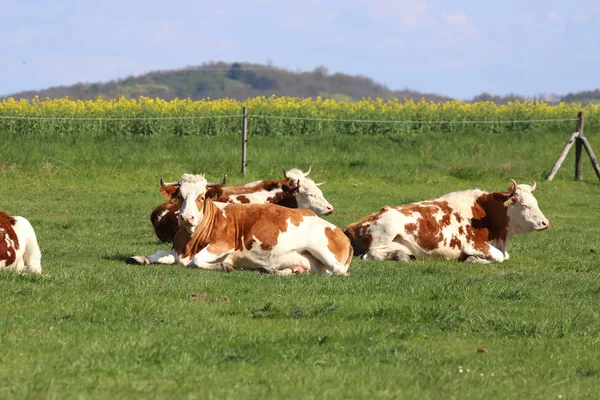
[178,174,208,233]
[228,190,283,204]
[155,209,169,222]
[243,180,263,187]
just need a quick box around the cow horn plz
[315,181,326,186]
[282,167,288,177]
[304,166,312,177]
[207,174,227,187]
[530,180,536,192]
[160,177,180,187]
[508,179,518,196]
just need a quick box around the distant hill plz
[3,62,452,103]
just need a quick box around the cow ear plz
[206,187,224,201]
[282,184,299,195]
[159,185,178,199]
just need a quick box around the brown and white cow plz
[150,167,334,243]
[0,212,42,274]
[343,180,549,263]
[128,173,352,275]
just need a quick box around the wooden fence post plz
[547,110,600,182]
[241,106,248,176]
[546,131,579,181]
[575,111,584,180]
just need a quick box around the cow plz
[128,173,352,275]
[150,167,334,243]
[343,180,549,264]
[0,212,42,274]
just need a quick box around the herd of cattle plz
[0,167,550,275]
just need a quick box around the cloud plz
[517,12,535,26]
[4,28,39,48]
[547,12,566,32]
[441,10,467,26]
[355,0,434,29]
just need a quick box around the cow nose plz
[324,205,334,215]
[541,220,549,228]
[182,214,195,224]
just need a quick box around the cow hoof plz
[221,264,234,273]
[125,256,149,265]
[290,265,309,274]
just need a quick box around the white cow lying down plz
[343,180,549,263]
[0,212,42,274]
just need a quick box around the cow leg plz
[23,230,42,274]
[303,248,349,276]
[190,246,234,271]
[290,265,310,274]
[364,242,413,262]
[461,242,505,263]
[126,249,177,265]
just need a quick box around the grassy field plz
[1,127,599,399]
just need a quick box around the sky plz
[2,0,599,99]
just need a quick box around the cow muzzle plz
[537,219,549,230]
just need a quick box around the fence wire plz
[0,113,580,124]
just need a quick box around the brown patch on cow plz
[159,185,178,199]
[150,203,180,243]
[399,201,452,251]
[236,195,250,204]
[449,236,462,250]
[273,191,299,209]
[467,192,510,255]
[324,227,350,263]
[453,212,463,223]
[458,226,465,235]
[343,207,388,256]
[0,212,19,266]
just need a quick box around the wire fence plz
[0,113,581,124]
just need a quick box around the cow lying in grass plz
[128,173,352,275]
[0,212,42,274]
[151,167,333,243]
[343,180,549,263]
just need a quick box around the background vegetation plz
[1,117,599,398]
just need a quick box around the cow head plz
[282,167,334,216]
[163,173,227,233]
[499,180,549,234]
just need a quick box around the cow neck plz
[173,198,223,259]
[472,192,510,245]
[273,191,298,208]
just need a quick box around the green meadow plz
[1,127,599,399]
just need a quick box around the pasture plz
[1,128,599,399]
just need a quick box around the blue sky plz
[2,0,598,99]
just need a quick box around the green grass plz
[1,129,599,399]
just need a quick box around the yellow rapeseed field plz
[0,96,596,136]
